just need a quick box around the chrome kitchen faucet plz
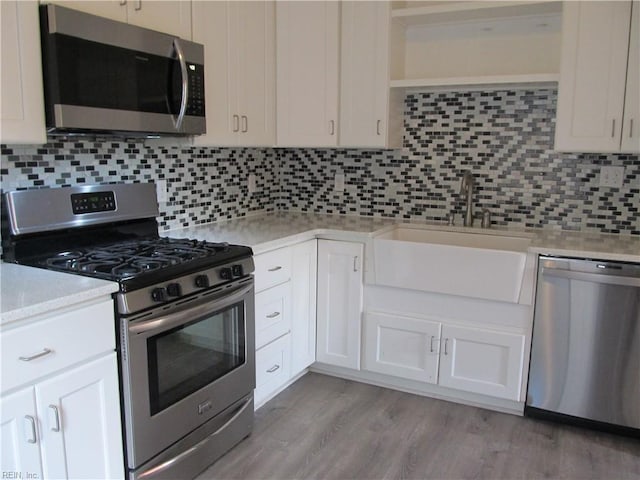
[460,170,475,227]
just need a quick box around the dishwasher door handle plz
[542,267,640,287]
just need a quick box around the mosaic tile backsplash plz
[0,143,279,231]
[1,88,639,235]
[279,89,639,235]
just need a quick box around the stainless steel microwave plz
[39,4,206,138]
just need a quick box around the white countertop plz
[0,263,119,326]
[166,211,640,263]
[2,212,637,327]
[165,212,397,254]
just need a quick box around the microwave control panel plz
[187,63,205,117]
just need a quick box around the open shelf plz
[392,1,562,26]
[389,0,562,88]
[390,73,559,89]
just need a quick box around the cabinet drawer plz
[255,334,291,406]
[255,282,292,349]
[254,247,292,292]
[1,300,115,393]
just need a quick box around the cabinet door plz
[439,325,525,401]
[0,1,46,145]
[36,354,124,480]
[192,1,239,146]
[276,1,339,147]
[127,1,191,39]
[47,1,128,22]
[316,240,364,370]
[291,239,318,375]
[621,2,639,153]
[1,388,43,480]
[339,1,398,148]
[364,312,441,383]
[555,1,632,152]
[236,1,276,146]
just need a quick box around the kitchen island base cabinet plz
[1,354,124,480]
[316,240,364,370]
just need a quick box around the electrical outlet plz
[599,166,625,188]
[335,173,345,192]
[248,174,256,194]
[156,179,168,203]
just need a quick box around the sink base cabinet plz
[363,311,440,383]
[364,312,525,401]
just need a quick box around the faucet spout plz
[460,171,475,227]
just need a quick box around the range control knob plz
[231,264,244,277]
[195,274,210,288]
[166,283,182,297]
[151,287,168,303]
[219,267,233,280]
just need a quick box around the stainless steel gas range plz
[2,183,256,479]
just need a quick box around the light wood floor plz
[196,373,640,480]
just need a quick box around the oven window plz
[147,301,245,415]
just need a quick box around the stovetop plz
[40,237,231,279]
[17,236,253,292]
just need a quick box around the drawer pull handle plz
[429,336,436,353]
[49,405,61,432]
[266,312,281,319]
[19,348,53,362]
[444,338,449,356]
[267,364,280,373]
[268,266,282,272]
[24,416,37,444]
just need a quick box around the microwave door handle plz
[172,38,189,131]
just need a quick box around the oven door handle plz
[129,282,253,335]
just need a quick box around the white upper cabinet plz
[47,1,192,39]
[276,1,340,147]
[1,1,47,145]
[193,1,275,147]
[621,3,639,153]
[339,1,402,149]
[555,1,639,153]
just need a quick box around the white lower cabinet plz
[291,240,318,374]
[364,311,526,401]
[1,354,124,479]
[254,334,292,406]
[255,281,292,350]
[1,388,41,479]
[438,324,525,401]
[253,240,317,408]
[316,240,364,370]
[1,299,124,479]
[364,312,440,383]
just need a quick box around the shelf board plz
[390,73,560,89]
[392,1,562,27]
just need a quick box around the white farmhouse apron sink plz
[372,225,533,303]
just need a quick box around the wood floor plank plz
[196,373,640,480]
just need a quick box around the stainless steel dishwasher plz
[526,256,640,435]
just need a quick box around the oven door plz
[120,278,255,469]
